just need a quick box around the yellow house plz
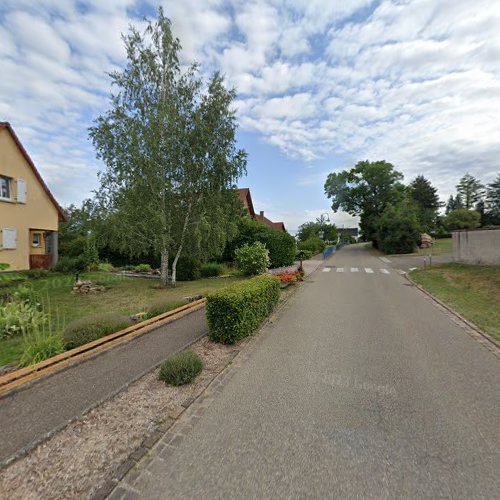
[0,122,66,271]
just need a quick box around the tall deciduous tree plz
[90,10,246,286]
[324,160,404,245]
[456,173,485,209]
[407,175,441,232]
[297,221,338,242]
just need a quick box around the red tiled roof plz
[237,188,286,232]
[0,122,66,221]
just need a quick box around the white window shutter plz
[2,228,17,249]
[16,178,27,203]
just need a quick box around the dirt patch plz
[0,338,236,500]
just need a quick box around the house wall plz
[0,128,59,271]
[452,228,500,265]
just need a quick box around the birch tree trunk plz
[170,202,192,287]
[160,247,169,287]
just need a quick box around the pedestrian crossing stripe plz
[351,267,359,272]
[397,269,406,275]
[365,268,374,273]
[337,267,344,273]
[380,268,390,274]
[322,267,331,272]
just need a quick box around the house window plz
[32,232,42,247]
[0,176,11,199]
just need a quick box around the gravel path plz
[0,338,236,500]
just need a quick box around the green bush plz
[134,263,152,273]
[146,300,186,319]
[22,269,50,280]
[97,262,114,272]
[377,202,420,254]
[235,241,270,276]
[297,249,313,260]
[63,313,133,349]
[261,231,296,268]
[159,350,203,386]
[206,275,280,344]
[0,300,47,339]
[19,329,64,367]
[175,256,201,281]
[54,255,89,273]
[200,262,225,278]
[0,263,10,271]
[298,237,326,254]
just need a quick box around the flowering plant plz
[277,271,304,286]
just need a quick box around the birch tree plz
[90,9,246,286]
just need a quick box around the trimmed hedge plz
[63,313,133,349]
[206,275,280,344]
[200,262,225,278]
[159,350,203,386]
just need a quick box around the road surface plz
[118,243,500,499]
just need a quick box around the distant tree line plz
[324,160,500,254]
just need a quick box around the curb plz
[97,273,303,499]
[406,273,500,357]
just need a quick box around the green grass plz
[0,272,245,367]
[415,238,452,256]
[411,263,500,341]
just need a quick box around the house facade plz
[0,122,65,271]
[238,188,286,232]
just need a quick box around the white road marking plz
[351,267,359,273]
[380,268,390,274]
[322,267,331,272]
[379,257,392,263]
[397,269,406,275]
[409,267,417,271]
[365,268,374,273]
[337,267,344,273]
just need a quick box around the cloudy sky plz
[1,0,499,231]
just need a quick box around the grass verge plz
[410,263,500,342]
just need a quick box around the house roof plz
[237,187,286,232]
[0,122,66,221]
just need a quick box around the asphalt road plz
[0,308,207,465]
[130,243,500,499]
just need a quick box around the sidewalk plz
[0,308,207,465]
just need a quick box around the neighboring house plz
[0,122,65,271]
[238,188,286,232]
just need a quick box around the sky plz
[1,0,499,232]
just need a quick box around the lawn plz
[0,272,246,367]
[410,263,500,342]
[415,237,452,256]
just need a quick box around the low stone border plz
[406,273,500,358]
[100,271,306,500]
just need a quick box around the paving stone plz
[129,446,147,462]
[168,405,185,419]
[90,478,118,500]
[142,430,163,449]
[114,459,136,481]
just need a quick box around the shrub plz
[298,237,326,254]
[22,269,50,280]
[377,202,420,254]
[175,256,201,281]
[54,255,89,273]
[200,262,225,278]
[134,263,152,273]
[159,350,203,386]
[206,275,280,344]
[97,262,114,272]
[235,242,270,276]
[0,263,10,271]
[63,313,133,349]
[0,300,47,339]
[297,249,313,260]
[146,300,186,319]
[19,329,64,367]
[261,231,296,268]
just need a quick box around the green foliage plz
[486,173,500,225]
[408,175,442,232]
[325,160,405,244]
[445,194,463,214]
[22,269,50,280]
[456,173,485,210]
[445,208,481,230]
[63,313,133,350]
[0,263,10,271]
[297,221,337,242]
[298,237,326,254]
[377,202,421,254]
[235,242,270,276]
[54,255,90,273]
[175,256,201,281]
[146,300,186,319]
[134,263,152,273]
[89,9,247,287]
[226,217,295,268]
[97,262,114,272]
[206,276,280,344]
[19,329,64,367]
[159,350,203,386]
[0,301,46,339]
[200,262,225,278]
[297,249,313,260]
